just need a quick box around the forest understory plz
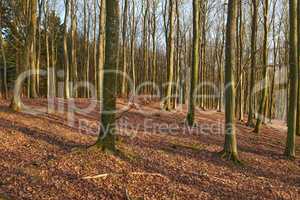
[0,98,299,200]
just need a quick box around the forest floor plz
[0,97,299,200]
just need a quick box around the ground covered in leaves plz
[0,98,299,200]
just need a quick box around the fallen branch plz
[83,172,168,180]
[125,189,132,200]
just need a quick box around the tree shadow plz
[0,117,88,151]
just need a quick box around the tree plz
[254,0,269,134]
[44,0,51,99]
[164,0,175,111]
[0,27,8,99]
[97,0,105,101]
[70,0,78,98]
[220,0,239,163]
[121,0,128,96]
[247,0,258,127]
[63,0,70,99]
[285,0,298,159]
[29,0,38,98]
[95,0,120,152]
[130,0,137,93]
[297,0,300,136]
[187,0,200,126]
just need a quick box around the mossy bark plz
[296,0,300,136]
[96,0,120,152]
[221,0,240,163]
[285,0,298,159]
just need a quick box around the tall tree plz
[221,0,239,163]
[96,0,120,152]
[297,0,300,136]
[285,0,298,158]
[70,0,78,97]
[0,26,8,99]
[187,0,200,126]
[29,0,38,98]
[121,0,128,96]
[44,0,51,99]
[247,0,258,127]
[97,0,105,101]
[254,0,269,133]
[130,0,137,93]
[164,0,175,111]
[63,0,70,99]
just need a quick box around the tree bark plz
[247,0,258,127]
[164,0,175,111]
[97,0,105,101]
[96,0,120,152]
[221,0,239,163]
[64,0,70,99]
[296,0,300,136]
[254,0,269,133]
[121,0,128,96]
[29,0,38,98]
[187,0,200,126]
[285,0,298,159]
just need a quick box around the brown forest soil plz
[0,98,299,200]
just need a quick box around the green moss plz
[170,141,203,152]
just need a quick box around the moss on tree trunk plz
[96,0,120,152]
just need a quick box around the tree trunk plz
[64,0,70,99]
[121,0,128,96]
[285,0,298,159]
[70,0,78,98]
[130,0,137,94]
[97,0,106,101]
[0,29,8,99]
[96,0,120,152]
[296,0,300,136]
[221,0,239,163]
[254,0,269,133]
[164,0,175,111]
[187,0,200,126]
[29,0,38,98]
[247,0,258,127]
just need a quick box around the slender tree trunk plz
[44,2,50,98]
[36,0,42,95]
[152,1,158,94]
[187,0,200,126]
[142,0,149,94]
[238,0,244,121]
[97,0,106,101]
[0,30,8,99]
[121,0,128,96]
[29,0,38,98]
[93,0,97,99]
[130,0,137,94]
[254,0,269,133]
[70,0,78,98]
[285,0,298,159]
[164,0,175,111]
[64,0,70,99]
[296,0,300,136]
[247,0,258,127]
[83,0,88,98]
